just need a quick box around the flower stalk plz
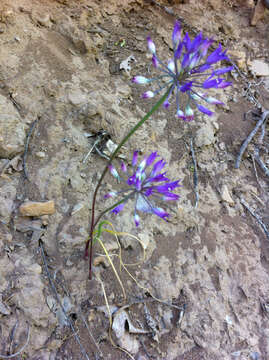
[85,86,172,279]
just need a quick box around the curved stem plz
[86,86,172,279]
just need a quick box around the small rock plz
[221,185,234,205]
[195,123,215,147]
[31,11,52,28]
[0,94,26,158]
[249,59,269,76]
[19,200,55,217]
[93,256,109,268]
[36,151,46,158]
[28,263,42,275]
[68,89,87,105]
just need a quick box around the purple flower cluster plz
[105,151,180,227]
[132,21,233,121]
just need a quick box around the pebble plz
[249,59,269,76]
[19,200,55,216]
[221,185,234,205]
[195,123,215,147]
[36,151,46,158]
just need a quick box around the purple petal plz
[144,187,153,196]
[172,21,181,47]
[203,78,218,89]
[109,164,120,180]
[142,91,154,99]
[127,174,136,185]
[121,161,127,172]
[182,53,190,68]
[156,180,181,192]
[132,150,139,166]
[152,55,158,68]
[112,203,125,214]
[206,96,224,105]
[183,32,191,52]
[167,59,175,73]
[197,104,213,116]
[189,32,203,53]
[153,207,170,220]
[217,80,232,88]
[134,213,140,227]
[192,63,211,73]
[180,81,193,92]
[147,173,169,183]
[163,99,170,108]
[189,52,200,69]
[199,38,214,57]
[212,66,233,76]
[151,159,166,177]
[146,152,158,166]
[132,76,150,84]
[162,192,180,201]
[147,36,156,54]
[104,191,117,199]
[175,42,183,59]
[176,109,185,119]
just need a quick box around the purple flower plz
[104,151,181,227]
[132,21,233,121]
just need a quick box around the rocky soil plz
[0,0,269,359]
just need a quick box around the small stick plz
[240,197,269,239]
[190,137,199,208]
[0,324,30,359]
[235,110,269,169]
[82,138,101,163]
[23,118,38,180]
[254,120,269,177]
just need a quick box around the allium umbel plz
[132,21,233,121]
[105,151,181,227]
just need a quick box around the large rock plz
[0,95,26,158]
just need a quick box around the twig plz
[0,324,30,359]
[254,119,269,177]
[190,137,199,208]
[23,118,38,180]
[235,110,269,169]
[82,138,101,163]
[39,240,91,360]
[240,197,269,239]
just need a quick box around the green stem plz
[86,86,172,278]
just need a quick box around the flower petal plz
[153,207,170,219]
[172,21,181,47]
[146,151,158,166]
[180,81,192,92]
[134,213,140,227]
[132,76,150,84]
[151,159,166,177]
[112,203,125,214]
[147,36,156,54]
[197,104,213,116]
[132,150,139,166]
[142,91,154,99]
[152,55,158,68]
[109,164,120,180]
[167,59,175,73]
[104,191,117,199]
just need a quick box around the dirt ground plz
[1,0,269,359]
